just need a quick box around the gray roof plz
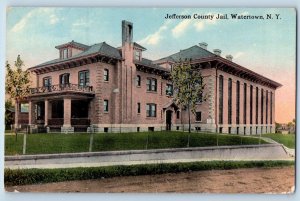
[135,58,170,73]
[133,42,146,50]
[35,42,122,68]
[156,45,215,63]
[55,40,89,50]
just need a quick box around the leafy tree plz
[5,100,14,128]
[6,55,31,128]
[171,59,206,133]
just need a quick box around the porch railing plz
[71,118,90,126]
[47,118,90,126]
[48,118,64,126]
[29,84,93,95]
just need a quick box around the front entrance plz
[166,110,172,130]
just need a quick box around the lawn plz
[5,131,268,155]
[262,133,295,149]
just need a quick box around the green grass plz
[4,160,294,186]
[5,131,268,155]
[262,133,295,149]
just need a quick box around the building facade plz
[17,20,281,134]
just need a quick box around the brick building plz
[17,20,281,134]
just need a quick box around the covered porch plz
[28,94,94,133]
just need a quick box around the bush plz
[4,160,294,186]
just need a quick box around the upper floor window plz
[146,78,157,92]
[43,77,52,87]
[62,48,69,59]
[60,73,70,85]
[136,75,141,87]
[166,84,173,96]
[104,69,109,81]
[134,50,141,61]
[137,102,141,114]
[195,112,202,122]
[79,70,90,86]
[146,103,156,117]
[104,100,109,112]
[176,111,180,119]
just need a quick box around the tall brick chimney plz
[122,20,133,46]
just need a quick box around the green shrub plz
[5,160,294,186]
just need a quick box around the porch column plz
[28,101,34,125]
[44,100,49,126]
[63,98,71,127]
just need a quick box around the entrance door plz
[166,110,172,130]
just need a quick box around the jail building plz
[17,20,281,134]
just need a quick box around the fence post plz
[146,133,149,150]
[22,126,27,155]
[89,127,94,152]
[187,133,190,147]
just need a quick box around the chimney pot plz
[199,42,208,50]
[226,54,233,61]
[213,49,221,56]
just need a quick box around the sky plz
[6,7,296,123]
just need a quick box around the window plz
[20,103,29,113]
[266,90,268,124]
[136,75,141,87]
[261,89,264,124]
[228,78,232,124]
[176,111,180,119]
[243,83,247,124]
[137,102,141,114]
[256,87,259,124]
[60,73,70,85]
[195,112,202,122]
[104,69,109,81]
[236,81,240,124]
[104,100,109,112]
[166,84,173,96]
[78,71,90,86]
[134,50,141,61]
[146,103,156,117]
[270,92,273,124]
[63,48,68,59]
[43,77,52,87]
[218,75,223,124]
[146,78,157,92]
[250,85,253,124]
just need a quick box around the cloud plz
[49,14,59,25]
[72,19,90,27]
[193,21,204,31]
[234,51,245,59]
[172,20,192,38]
[11,8,60,32]
[138,21,170,45]
[172,12,219,38]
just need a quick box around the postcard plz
[4,7,295,193]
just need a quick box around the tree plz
[171,59,206,133]
[6,55,31,129]
[5,99,14,129]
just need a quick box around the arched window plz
[228,78,232,124]
[218,75,223,124]
[236,81,240,124]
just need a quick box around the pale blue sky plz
[6,7,296,122]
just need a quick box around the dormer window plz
[63,48,68,59]
[134,50,141,61]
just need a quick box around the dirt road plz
[6,166,294,193]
